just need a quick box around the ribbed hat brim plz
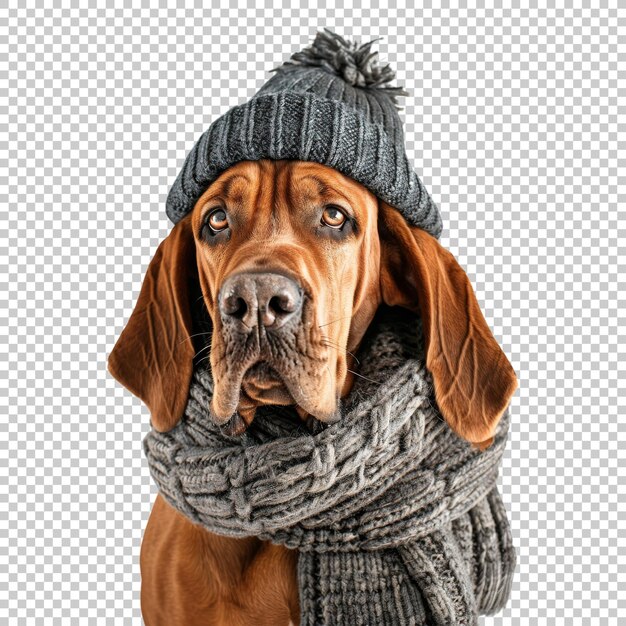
[165,91,443,239]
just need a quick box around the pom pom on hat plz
[269,28,410,108]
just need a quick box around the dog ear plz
[378,200,518,449]
[107,215,198,432]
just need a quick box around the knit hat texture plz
[166,28,443,238]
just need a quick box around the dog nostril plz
[222,295,248,320]
[269,293,296,315]
[262,288,301,328]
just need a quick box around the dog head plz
[108,159,517,448]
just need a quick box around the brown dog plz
[108,158,518,625]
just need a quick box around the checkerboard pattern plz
[2,4,624,624]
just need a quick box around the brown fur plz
[108,159,518,624]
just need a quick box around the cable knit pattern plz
[143,305,516,625]
[165,28,443,239]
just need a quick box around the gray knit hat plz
[166,28,443,239]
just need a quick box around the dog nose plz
[219,272,303,330]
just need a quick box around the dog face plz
[109,159,517,448]
[190,159,382,432]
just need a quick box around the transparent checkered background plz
[1,2,624,624]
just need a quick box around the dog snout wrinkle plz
[219,272,303,331]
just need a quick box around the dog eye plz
[206,208,229,233]
[321,205,347,229]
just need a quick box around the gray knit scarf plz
[143,305,516,625]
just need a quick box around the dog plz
[108,158,518,625]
